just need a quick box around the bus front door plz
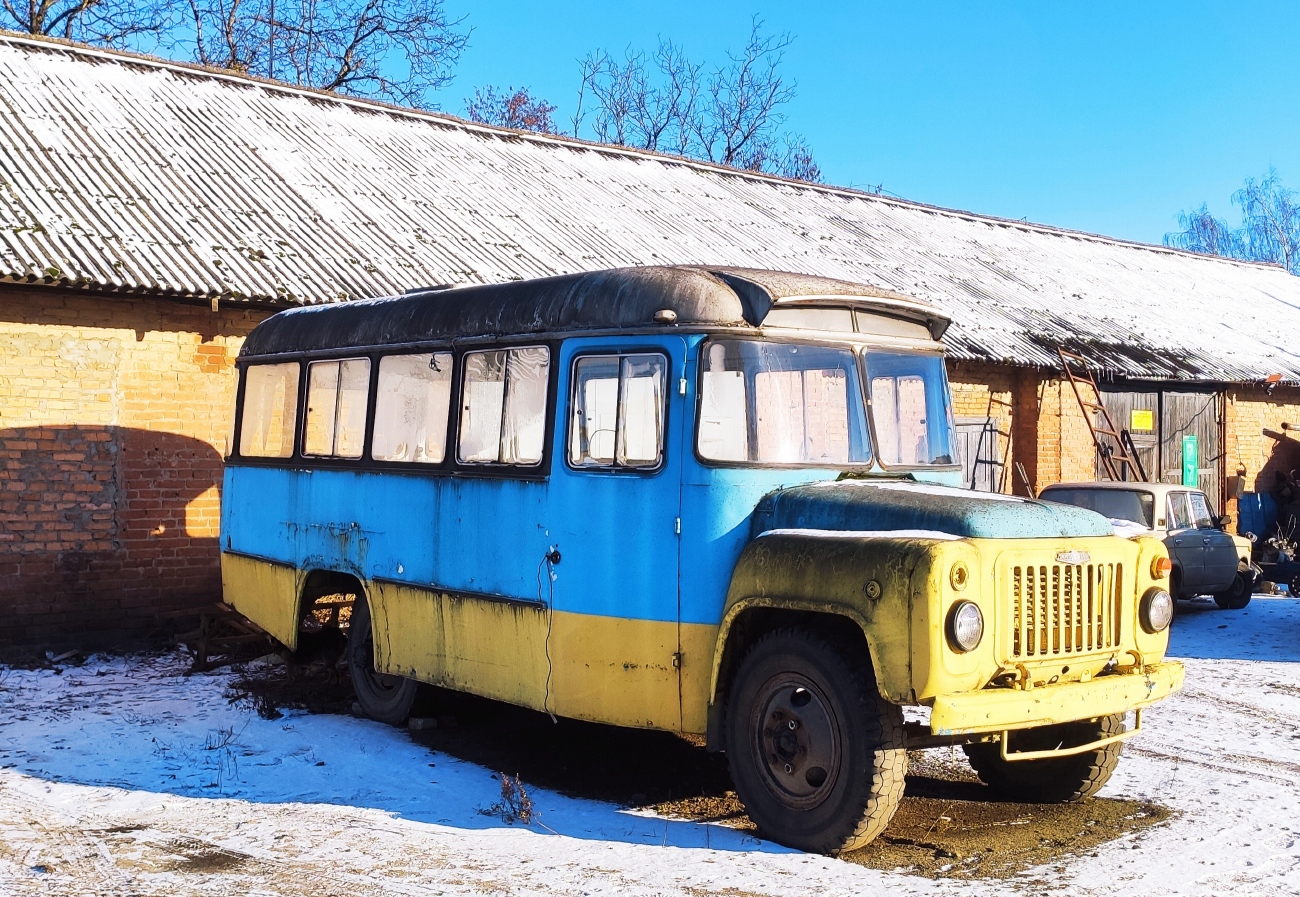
[546,338,684,731]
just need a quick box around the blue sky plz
[436,1,1300,247]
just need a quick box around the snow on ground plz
[1,597,1299,896]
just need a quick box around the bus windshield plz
[697,339,871,466]
[863,352,957,467]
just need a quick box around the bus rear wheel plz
[963,714,1124,803]
[347,594,418,726]
[724,628,906,854]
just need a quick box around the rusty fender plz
[710,531,955,706]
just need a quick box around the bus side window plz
[372,352,453,463]
[459,346,551,466]
[569,353,667,469]
[239,362,300,458]
[304,358,370,458]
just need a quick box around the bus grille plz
[1010,563,1123,658]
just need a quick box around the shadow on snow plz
[1168,594,1300,662]
[0,652,784,855]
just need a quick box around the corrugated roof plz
[1,34,1297,382]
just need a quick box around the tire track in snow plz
[1127,745,1300,787]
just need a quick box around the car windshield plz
[863,352,957,467]
[697,339,872,465]
[1042,487,1155,528]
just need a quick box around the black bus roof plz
[239,265,950,357]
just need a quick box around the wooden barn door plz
[955,416,1002,492]
[1097,388,1224,510]
[1161,392,1223,511]
[1094,389,1159,482]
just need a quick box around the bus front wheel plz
[347,595,418,726]
[963,714,1124,803]
[724,628,907,854]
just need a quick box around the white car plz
[1040,482,1258,609]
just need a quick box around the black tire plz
[347,593,418,726]
[1213,572,1252,610]
[724,628,906,854]
[963,714,1124,803]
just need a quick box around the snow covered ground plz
[1,596,1298,896]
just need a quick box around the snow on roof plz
[1,34,1298,382]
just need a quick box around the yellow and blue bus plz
[221,266,1183,853]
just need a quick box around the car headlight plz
[946,600,984,653]
[1140,588,1174,634]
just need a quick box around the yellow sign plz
[1130,409,1154,431]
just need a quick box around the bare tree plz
[0,0,173,47]
[1166,169,1300,274]
[465,85,557,133]
[572,40,700,154]
[1166,203,1244,260]
[693,24,796,169]
[735,133,822,183]
[572,19,821,182]
[183,0,469,107]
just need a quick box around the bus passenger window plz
[304,358,370,458]
[569,353,666,469]
[239,362,300,458]
[372,353,452,463]
[459,347,551,466]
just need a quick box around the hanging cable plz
[537,545,560,723]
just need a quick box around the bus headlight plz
[946,601,984,653]
[1140,588,1174,634]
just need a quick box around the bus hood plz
[749,479,1115,540]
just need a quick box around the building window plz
[239,362,300,458]
[458,347,551,465]
[569,353,667,469]
[372,353,453,464]
[304,358,371,458]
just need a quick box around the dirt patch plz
[157,837,253,872]
[234,663,1173,880]
[649,752,1171,880]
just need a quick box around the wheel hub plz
[755,677,840,808]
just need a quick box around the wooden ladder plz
[972,393,1014,492]
[1058,348,1148,482]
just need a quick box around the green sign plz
[1182,434,1199,487]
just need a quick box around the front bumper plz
[928,660,1184,736]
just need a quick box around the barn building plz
[3,34,1300,644]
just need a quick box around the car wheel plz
[347,593,418,726]
[1214,572,1253,610]
[725,628,906,854]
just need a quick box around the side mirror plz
[1213,514,1232,530]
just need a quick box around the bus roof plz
[239,266,951,357]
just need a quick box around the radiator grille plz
[1010,563,1123,658]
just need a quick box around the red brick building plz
[3,35,1300,643]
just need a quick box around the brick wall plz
[948,361,1016,492]
[0,286,270,644]
[948,364,1114,497]
[1223,384,1300,515]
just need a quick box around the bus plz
[221,265,1184,854]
